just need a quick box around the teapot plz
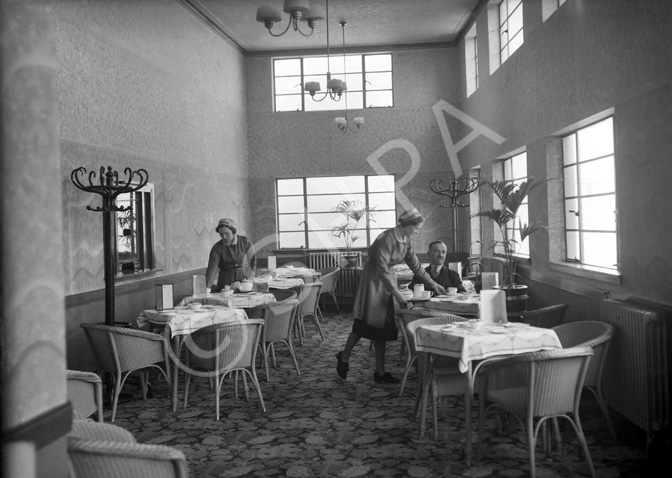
[235,278,253,293]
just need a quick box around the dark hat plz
[215,218,236,233]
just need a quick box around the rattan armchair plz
[182,319,266,419]
[476,347,596,478]
[552,320,616,439]
[518,304,569,328]
[68,419,188,478]
[80,323,172,422]
[257,299,301,381]
[268,288,298,303]
[317,268,340,319]
[67,370,104,422]
[296,282,324,345]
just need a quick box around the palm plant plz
[330,200,376,251]
[474,178,552,288]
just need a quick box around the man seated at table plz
[408,240,466,293]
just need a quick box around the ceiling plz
[183,0,484,54]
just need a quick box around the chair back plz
[263,299,299,343]
[483,347,593,417]
[552,321,614,388]
[81,323,168,373]
[184,319,264,374]
[520,304,568,328]
[67,370,104,422]
[404,313,467,355]
[319,269,339,294]
[298,282,322,316]
[268,288,297,302]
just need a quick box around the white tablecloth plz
[416,295,481,317]
[268,278,305,289]
[415,322,562,373]
[177,292,275,309]
[137,305,248,337]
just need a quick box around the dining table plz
[177,291,276,309]
[273,266,321,283]
[413,320,563,466]
[412,293,481,317]
[137,294,274,410]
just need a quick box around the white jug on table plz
[413,284,425,299]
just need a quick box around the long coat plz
[353,228,432,329]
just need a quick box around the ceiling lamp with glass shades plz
[334,21,364,133]
[256,0,325,37]
[303,0,345,102]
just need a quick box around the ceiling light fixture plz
[334,21,364,133]
[256,0,324,38]
[304,0,345,102]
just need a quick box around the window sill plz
[548,261,621,285]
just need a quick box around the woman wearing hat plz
[206,218,257,292]
[336,209,447,383]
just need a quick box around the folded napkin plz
[480,289,507,323]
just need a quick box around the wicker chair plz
[296,282,324,345]
[317,269,340,319]
[182,319,266,419]
[68,419,188,478]
[257,299,301,381]
[518,304,569,328]
[552,321,616,439]
[476,347,596,478]
[67,370,104,422]
[268,288,298,303]
[80,323,172,422]
[406,314,471,440]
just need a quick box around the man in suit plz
[408,240,466,293]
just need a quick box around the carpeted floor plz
[111,310,668,478]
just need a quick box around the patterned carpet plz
[110,310,667,478]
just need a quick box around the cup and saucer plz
[409,291,433,302]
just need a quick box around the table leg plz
[464,362,474,467]
[416,352,433,439]
[171,335,180,411]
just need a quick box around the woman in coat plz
[206,218,256,292]
[336,209,447,383]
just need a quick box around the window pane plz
[274,58,301,76]
[279,231,305,249]
[565,198,579,230]
[566,231,580,261]
[277,178,303,195]
[368,175,395,192]
[371,209,397,229]
[275,76,302,95]
[344,72,363,91]
[307,195,365,213]
[578,156,615,195]
[511,152,527,180]
[344,55,362,73]
[368,192,396,210]
[278,213,305,231]
[303,57,328,75]
[307,176,365,194]
[303,211,343,229]
[509,3,523,36]
[305,94,344,112]
[578,117,614,160]
[563,134,577,165]
[582,232,617,268]
[364,54,391,72]
[366,90,393,108]
[508,31,524,56]
[366,72,392,90]
[277,196,305,213]
[499,1,507,23]
[564,165,578,197]
[344,91,364,109]
[581,195,616,231]
[276,95,302,112]
[369,229,386,243]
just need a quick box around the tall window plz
[465,25,479,96]
[115,184,155,275]
[499,0,524,64]
[502,152,529,256]
[276,175,397,249]
[562,117,618,270]
[274,54,393,113]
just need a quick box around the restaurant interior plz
[2,0,671,477]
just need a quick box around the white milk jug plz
[413,284,425,298]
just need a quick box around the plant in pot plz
[473,178,552,316]
[330,199,377,268]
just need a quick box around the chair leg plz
[527,419,538,478]
[215,374,222,421]
[263,343,271,382]
[286,340,301,376]
[271,343,277,368]
[399,355,415,397]
[588,386,617,440]
[183,371,191,410]
[246,368,266,412]
[110,373,122,422]
[432,387,439,440]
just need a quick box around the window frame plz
[273,53,393,113]
[498,151,529,258]
[114,183,156,277]
[275,174,397,250]
[499,0,524,64]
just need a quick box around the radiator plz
[599,299,669,443]
[308,252,362,297]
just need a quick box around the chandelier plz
[304,0,345,102]
[334,21,364,133]
[256,0,324,38]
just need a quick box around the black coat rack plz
[429,176,480,254]
[71,166,149,326]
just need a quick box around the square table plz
[414,321,563,466]
[137,305,250,410]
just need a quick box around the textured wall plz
[458,0,672,305]
[247,47,472,256]
[56,0,249,295]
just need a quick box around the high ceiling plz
[183,0,483,54]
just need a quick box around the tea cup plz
[448,287,458,296]
[422,291,433,300]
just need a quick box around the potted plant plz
[473,178,552,314]
[330,199,376,268]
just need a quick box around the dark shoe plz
[374,372,400,384]
[336,352,349,380]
